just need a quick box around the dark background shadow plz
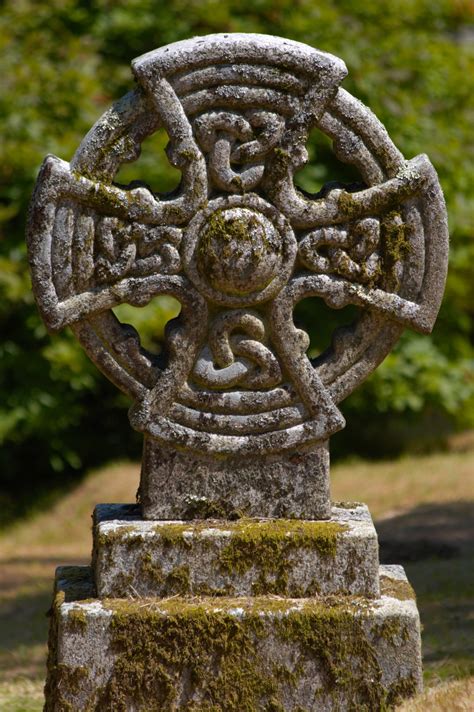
[376,500,474,680]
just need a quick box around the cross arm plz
[27,155,188,332]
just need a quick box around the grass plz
[0,445,473,710]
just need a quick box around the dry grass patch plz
[0,678,44,712]
[0,460,139,558]
[332,448,474,519]
[397,676,474,711]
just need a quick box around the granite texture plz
[140,438,331,519]
[93,503,380,599]
[26,33,448,469]
[45,564,422,711]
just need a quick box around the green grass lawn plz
[1,446,473,711]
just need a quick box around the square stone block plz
[93,503,380,598]
[45,564,422,711]
[140,438,331,520]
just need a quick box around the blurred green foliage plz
[1,0,473,521]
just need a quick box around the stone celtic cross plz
[33,34,449,710]
[28,33,448,520]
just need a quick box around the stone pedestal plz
[45,503,423,710]
[140,439,331,520]
[93,503,379,598]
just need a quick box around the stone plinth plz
[140,438,331,520]
[93,503,380,599]
[45,564,422,712]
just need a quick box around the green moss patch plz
[332,501,364,510]
[217,519,348,596]
[380,211,411,290]
[89,595,410,711]
[99,519,350,597]
[380,574,416,602]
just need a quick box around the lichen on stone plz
[217,519,348,595]
[82,595,410,710]
[380,574,416,602]
[380,210,411,289]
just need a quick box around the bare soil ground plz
[0,446,473,710]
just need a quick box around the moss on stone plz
[44,591,62,711]
[371,618,403,643]
[217,519,348,596]
[373,618,410,645]
[44,664,92,712]
[342,546,364,591]
[66,607,88,632]
[272,147,291,174]
[181,496,244,520]
[46,664,90,712]
[385,673,419,708]
[45,587,92,712]
[111,570,135,597]
[99,519,350,597]
[332,501,364,509]
[164,564,191,594]
[199,209,251,253]
[148,518,347,596]
[196,206,278,297]
[98,600,277,710]
[380,210,411,289]
[337,190,363,220]
[48,579,420,710]
[96,525,138,548]
[140,552,165,587]
[153,523,195,547]
[230,174,244,192]
[273,602,385,711]
[380,575,416,601]
[91,595,400,710]
[139,552,194,595]
[193,581,235,597]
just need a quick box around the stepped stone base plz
[140,438,331,519]
[45,565,422,711]
[93,503,380,598]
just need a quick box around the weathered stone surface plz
[29,33,440,710]
[140,438,331,519]
[46,564,422,711]
[93,502,380,598]
[27,33,448,480]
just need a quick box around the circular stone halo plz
[28,34,446,458]
[182,194,297,307]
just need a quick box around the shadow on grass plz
[0,587,51,680]
[376,500,474,683]
[0,555,89,681]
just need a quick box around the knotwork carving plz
[299,216,382,286]
[27,33,448,457]
[193,311,281,390]
[95,221,182,285]
[194,110,285,192]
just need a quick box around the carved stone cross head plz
[28,34,447,516]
